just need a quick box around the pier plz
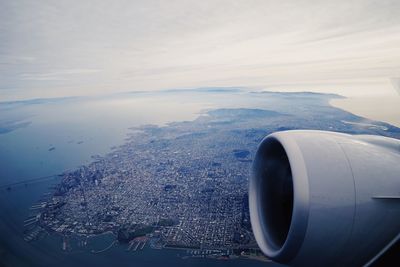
[127,237,148,252]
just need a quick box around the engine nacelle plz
[249,130,400,266]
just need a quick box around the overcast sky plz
[1,0,400,100]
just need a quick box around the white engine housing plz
[249,130,400,266]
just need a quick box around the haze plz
[1,0,400,101]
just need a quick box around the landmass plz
[23,92,400,261]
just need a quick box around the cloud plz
[1,0,400,100]
[20,69,101,81]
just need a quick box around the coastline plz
[330,96,400,128]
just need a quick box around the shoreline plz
[330,96,400,128]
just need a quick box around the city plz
[22,95,400,261]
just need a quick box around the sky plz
[1,0,400,101]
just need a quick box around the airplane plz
[249,130,400,266]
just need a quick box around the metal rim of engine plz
[249,132,310,263]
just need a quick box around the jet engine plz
[249,130,400,266]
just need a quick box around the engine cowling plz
[249,130,400,266]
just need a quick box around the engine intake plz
[249,130,400,266]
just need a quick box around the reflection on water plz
[0,93,212,185]
[330,96,400,128]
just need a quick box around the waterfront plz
[0,90,283,267]
[1,89,399,267]
[330,95,400,128]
